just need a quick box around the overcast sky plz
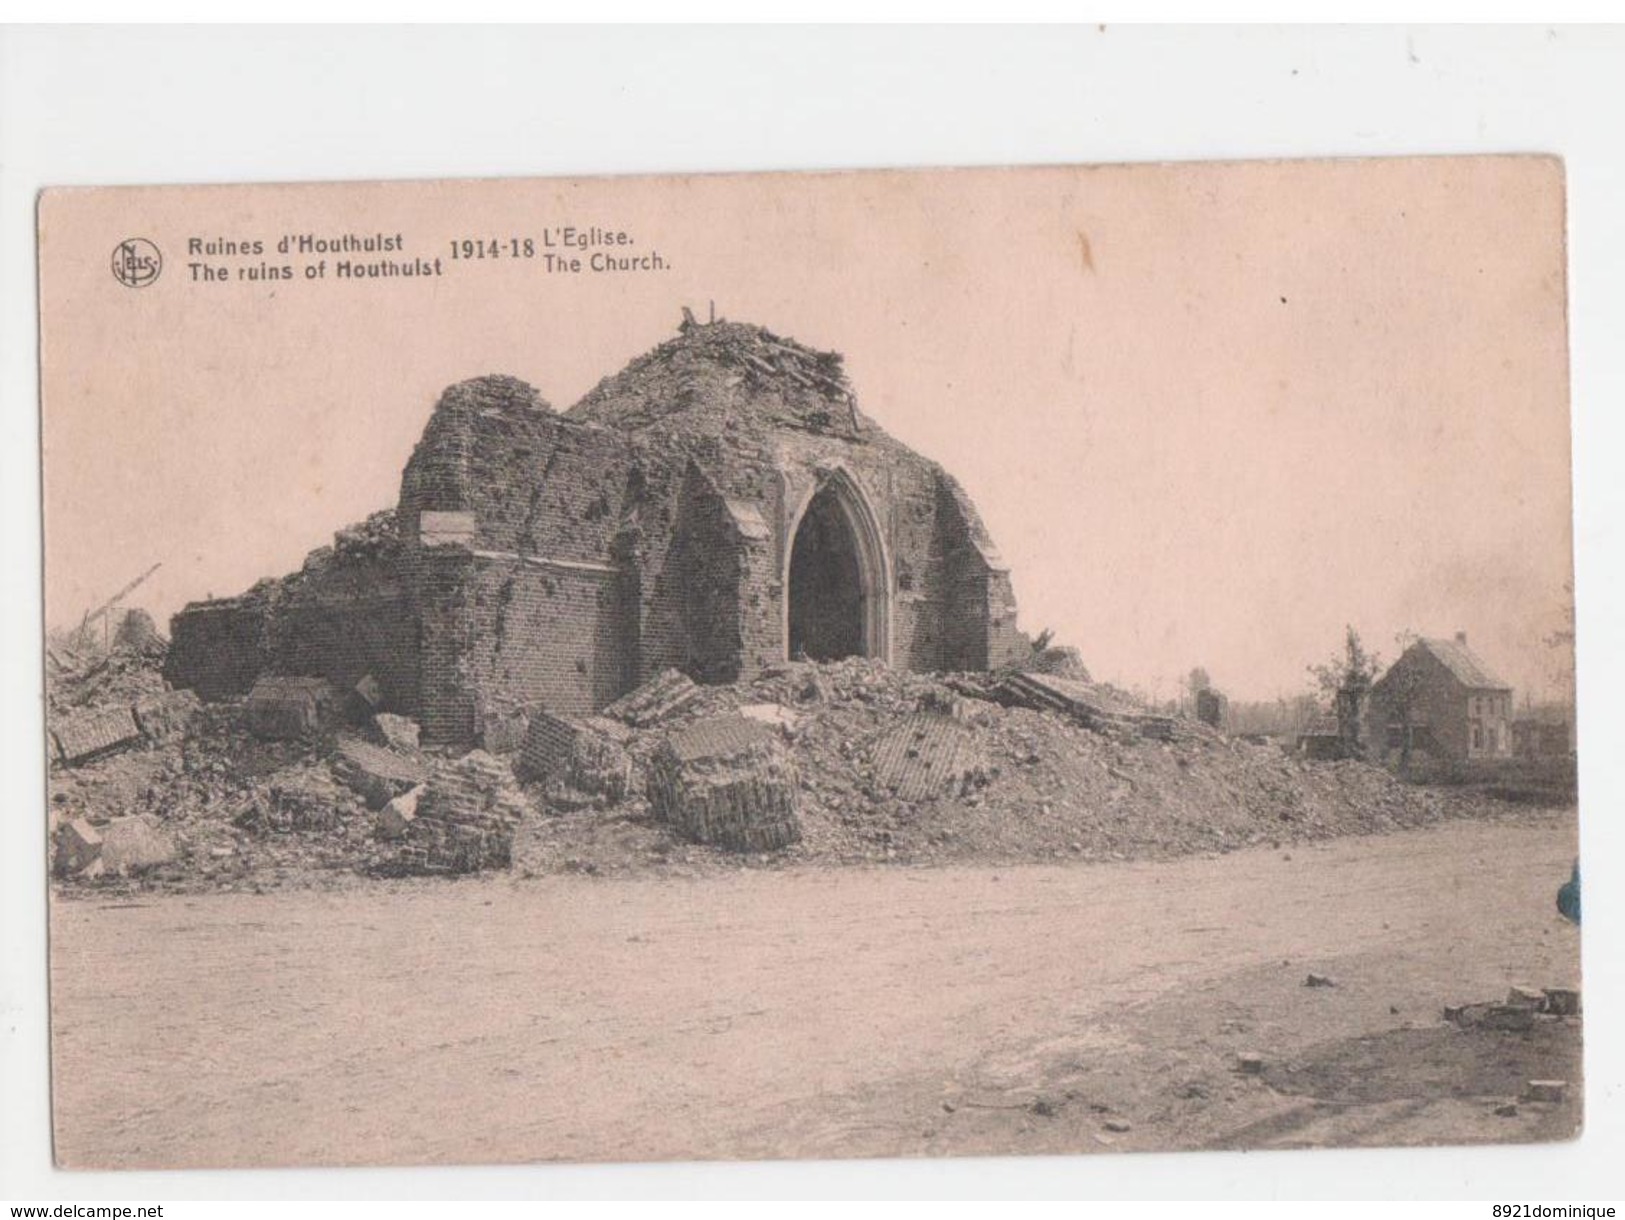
[41,157,1573,703]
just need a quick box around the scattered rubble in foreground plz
[47,631,1564,896]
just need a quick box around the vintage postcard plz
[39,158,1579,1170]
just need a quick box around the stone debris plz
[649,715,802,852]
[1522,1080,1567,1103]
[738,702,801,737]
[869,713,990,802]
[1015,644,1091,682]
[574,318,859,435]
[47,636,1537,891]
[333,737,429,809]
[1543,987,1581,1017]
[915,685,980,723]
[53,818,103,876]
[398,751,528,874]
[477,705,531,756]
[1237,1053,1266,1075]
[51,705,143,767]
[98,815,177,875]
[352,673,384,711]
[993,671,1175,741]
[519,712,635,807]
[1495,1103,1520,1117]
[1445,1002,1535,1032]
[602,668,701,728]
[236,766,355,834]
[1305,973,1337,988]
[371,712,422,753]
[132,688,201,745]
[376,784,423,841]
[1103,1118,1133,1133]
[244,676,341,740]
[1448,985,1582,1030]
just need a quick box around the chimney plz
[1455,631,1468,646]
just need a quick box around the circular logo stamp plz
[111,238,163,289]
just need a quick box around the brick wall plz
[413,547,477,745]
[166,553,417,708]
[461,556,633,736]
[275,589,418,714]
[165,598,270,699]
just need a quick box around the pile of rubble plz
[570,319,862,437]
[988,671,1177,742]
[648,715,802,852]
[518,712,635,808]
[509,655,1521,875]
[394,751,529,874]
[48,613,174,717]
[47,634,1554,892]
[1446,985,1582,1032]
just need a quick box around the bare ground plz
[49,810,1580,1170]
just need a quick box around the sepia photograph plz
[35,155,1581,1172]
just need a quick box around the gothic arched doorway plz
[785,472,890,663]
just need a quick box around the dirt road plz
[49,812,1580,1169]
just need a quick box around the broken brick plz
[51,705,142,767]
[1542,987,1580,1016]
[518,711,634,805]
[398,751,528,874]
[602,668,701,728]
[244,676,341,740]
[1522,1080,1567,1104]
[738,702,800,737]
[333,737,429,809]
[99,815,176,875]
[376,784,423,841]
[132,688,201,745]
[869,713,989,802]
[53,818,103,876]
[372,712,421,753]
[649,715,801,852]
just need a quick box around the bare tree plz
[1305,627,1385,760]
[1308,626,1380,705]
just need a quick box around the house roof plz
[1416,637,1511,691]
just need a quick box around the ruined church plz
[165,319,1025,745]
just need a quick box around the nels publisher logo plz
[111,237,162,288]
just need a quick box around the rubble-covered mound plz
[47,614,170,718]
[514,658,1515,875]
[568,318,865,439]
[48,654,1556,896]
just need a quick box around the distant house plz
[1367,633,1513,763]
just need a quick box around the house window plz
[1472,724,1483,750]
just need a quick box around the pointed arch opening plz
[784,469,891,664]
